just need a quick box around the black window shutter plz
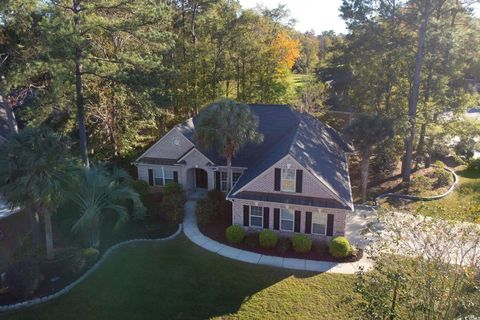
[243,205,250,227]
[294,210,301,232]
[274,168,281,191]
[305,212,312,234]
[327,214,334,236]
[148,169,154,186]
[173,171,178,183]
[215,172,221,190]
[273,208,280,230]
[295,170,303,193]
[263,207,270,229]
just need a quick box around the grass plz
[394,167,480,223]
[5,236,358,320]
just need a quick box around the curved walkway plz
[183,200,373,274]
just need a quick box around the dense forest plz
[1,0,479,182]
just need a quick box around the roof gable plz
[175,104,354,208]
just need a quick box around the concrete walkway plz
[183,200,373,274]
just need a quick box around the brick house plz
[134,104,354,239]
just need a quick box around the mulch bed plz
[199,219,363,263]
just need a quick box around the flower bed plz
[0,220,179,308]
[198,218,362,263]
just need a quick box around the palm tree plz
[194,99,263,191]
[70,165,146,248]
[346,114,394,203]
[0,127,72,259]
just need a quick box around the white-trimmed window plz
[154,167,175,186]
[250,206,263,228]
[280,208,294,231]
[221,171,228,191]
[233,172,242,186]
[281,169,296,192]
[312,213,327,235]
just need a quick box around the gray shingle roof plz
[176,104,354,209]
[234,191,349,209]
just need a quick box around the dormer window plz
[281,168,296,192]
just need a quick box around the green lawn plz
[407,167,480,223]
[5,237,358,320]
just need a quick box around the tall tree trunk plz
[402,0,431,183]
[73,0,89,167]
[424,113,439,168]
[27,205,41,246]
[360,153,371,203]
[109,89,119,160]
[44,209,54,260]
[0,79,19,134]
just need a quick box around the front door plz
[195,168,208,189]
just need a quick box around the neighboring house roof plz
[176,104,354,209]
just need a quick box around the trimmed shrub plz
[468,158,480,171]
[409,175,431,194]
[292,234,312,253]
[259,230,278,249]
[225,225,244,244]
[42,247,86,279]
[83,247,100,265]
[276,237,291,254]
[131,179,150,197]
[328,236,351,258]
[433,160,446,168]
[160,182,186,225]
[196,190,229,226]
[435,168,451,188]
[4,259,41,299]
[244,232,259,248]
[451,154,466,166]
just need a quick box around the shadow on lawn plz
[4,236,320,320]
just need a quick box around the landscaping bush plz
[83,247,100,266]
[225,225,244,244]
[244,232,259,248]
[371,139,400,178]
[160,182,186,225]
[292,234,312,253]
[196,190,229,226]
[276,237,291,254]
[433,160,446,168]
[4,259,41,299]
[131,179,150,197]
[451,153,466,166]
[409,175,431,194]
[259,230,278,249]
[328,236,352,258]
[196,198,213,227]
[468,158,480,171]
[454,138,476,160]
[434,168,451,188]
[42,247,86,279]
